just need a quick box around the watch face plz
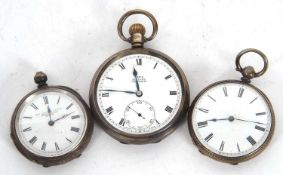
[191,81,273,158]
[96,54,183,134]
[14,88,88,157]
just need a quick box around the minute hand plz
[234,118,265,125]
[99,89,136,94]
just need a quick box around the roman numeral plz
[247,136,256,145]
[205,133,214,142]
[170,91,177,95]
[119,118,125,126]
[57,96,61,104]
[155,119,160,124]
[71,127,80,132]
[106,77,113,80]
[237,143,241,152]
[197,121,208,128]
[31,103,38,110]
[55,142,60,151]
[71,115,80,119]
[219,141,225,151]
[102,93,109,97]
[249,97,258,104]
[223,87,228,97]
[29,136,37,145]
[165,75,172,80]
[66,137,72,143]
[23,116,32,119]
[165,106,173,113]
[198,108,209,113]
[106,106,114,115]
[238,87,245,97]
[41,142,46,151]
[136,58,142,65]
[23,127,32,132]
[207,95,216,102]
[256,112,266,116]
[255,125,265,132]
[119,63,126,70]
[66,103,73,110]
[153,62,158,69]
[43,96,48,104]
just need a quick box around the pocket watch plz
[188,48,275,164]
[89,9,190,144]
[11,72,94,167]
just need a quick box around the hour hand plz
[133,67,140,91]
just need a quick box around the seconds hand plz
[128,106,145,119]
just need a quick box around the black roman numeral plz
[197,121,208,128]
[71,115,80,119]
[106,106,114,115]
[255,125,265,132]
[119,63,126,70]
[223,87,228,97]
[57,96,61,104]
[23,127,32,132]
[165,75,172,80]
[66,137,72,143]
[165,106,173,113]
[102,93,109,97]
[247,136,256,145]
[136,58,142,65]
[66,103,73,110]
[41,142,46,151]
[256,112,266,116]
[119,118,126,126]
[205,133,214,142]
[106,77,113,80]
[238,87,245,97]
[29,136,37,145]
[198,108,209,113]
[207,95,216,102]
[55,142,60,151]
[43,96,48,104]
[170,91,177,95]
[249,97,258,104]
[153,62,158,69]
[219,141,225,151]
[31,103,38,110]
[237,143,241,152]
[71,127,80,132]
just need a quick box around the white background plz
[0,0,282,174]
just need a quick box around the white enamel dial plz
[96,54,182,134]
[192,82,272,157]
[15,89,87,157]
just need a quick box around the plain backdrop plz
[0,0,283,175]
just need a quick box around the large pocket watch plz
[188,48,275,164]
[89,9,190,144]
[11,72,94,167]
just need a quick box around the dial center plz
[136,90,143,97]
[228,116,235,122]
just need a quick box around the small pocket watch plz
[89,9,190,144]
[188,48,275,164]
[11,72,94,167]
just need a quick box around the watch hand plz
[234,118,265,125]
[54,111,75,123]
[206,118,230,122]
[128,106,145,119]
[99,89,136,94]
[47,106,52,121]
[133,67,140,91]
